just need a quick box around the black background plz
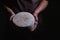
[1,0,59,40]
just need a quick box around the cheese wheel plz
[13,12,35,27]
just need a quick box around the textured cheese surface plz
[13,12,35,27]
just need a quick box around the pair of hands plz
[5,6,38,32]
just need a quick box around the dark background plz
[0,0,48,32]
[0,0,49,40]
[0,0,59,40]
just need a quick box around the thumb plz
[10,15,15,21]
[33,14,38,22]
[35,16,38,22]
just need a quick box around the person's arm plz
[32,0,48,31]
[4,5,15,21]
[33,0,48,15]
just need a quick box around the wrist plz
[33,12,38,16]
[34,10,41,15]
[11,12,15,15]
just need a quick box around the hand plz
[31,13,38,31]
[10,14,15,21]
[4,5,16,21]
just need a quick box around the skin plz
[4,0,48,32]
[32,0,48,31]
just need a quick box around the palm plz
[31,14,38,31]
